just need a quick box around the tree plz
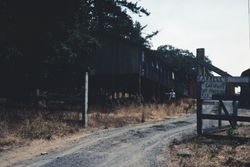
[86,0,155,45]
[157,45,212,84]
[0,0,98,95]
[0,0,153,96]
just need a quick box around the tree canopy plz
[0,0,204,96]
[0,0,155,95]
[156,45,211,84]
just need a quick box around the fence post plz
[196,48,205,135]
[197,81,203,135]
[218,101,222,128]
[232,100,238,127]
[83,72,89,128]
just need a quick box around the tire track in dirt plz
[16,115,196,167]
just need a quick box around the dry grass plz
[88,99,195,128]
[0,98,195,152]
[167,125,250,167]
[0,109,80,152]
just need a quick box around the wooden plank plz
[212,95,240,101]
[195,48,231,76]
[220,100,236,128]
[201,114,250,122]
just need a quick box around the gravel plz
[17,115,197,167]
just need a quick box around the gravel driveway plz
[17,115,196,167]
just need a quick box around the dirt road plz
[13,114,196,167]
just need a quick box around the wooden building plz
[89,37,176,103]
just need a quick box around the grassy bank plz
[0,99,195,152]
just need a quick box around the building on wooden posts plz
[89,37,181,104]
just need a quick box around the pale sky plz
[130,0,250,76]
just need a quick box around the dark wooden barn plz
[89,37,177,104]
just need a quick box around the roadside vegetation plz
[0,99,195,152]
[167,125,250,167]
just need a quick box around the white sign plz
[201,82,226,100]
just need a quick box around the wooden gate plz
[195,48,250,135]
[196,76,250,135]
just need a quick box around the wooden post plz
[232,100,238,127]
[138,54,142,102]
[196,48,205,135]
[220,100,236,128]
[83,72,88,128]
[138,74,142,97]
[196,81,203,135]
[197,48,206,76]
[218,101,222,128]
